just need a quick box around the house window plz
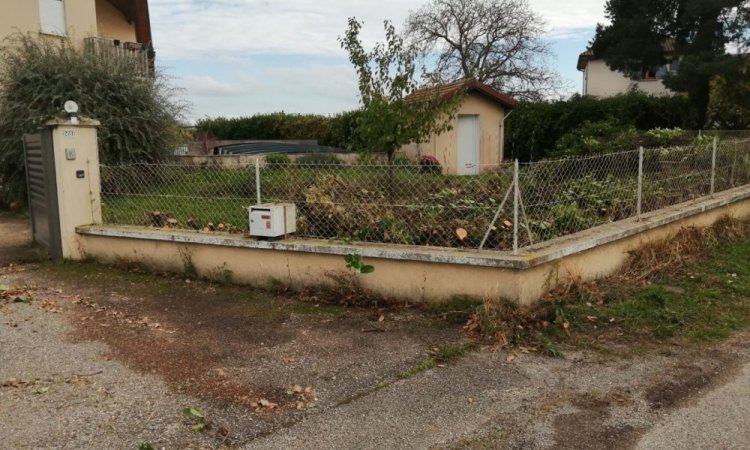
[39,0,66,35]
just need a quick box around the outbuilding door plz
[457,115,479,175]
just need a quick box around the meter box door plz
[249,203,296,237]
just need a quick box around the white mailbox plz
[249,203,296,238]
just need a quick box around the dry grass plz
[467,216,750,354]
[620,216,748,282]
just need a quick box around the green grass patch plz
[469,220,750,354]
[550,227,750,347]
[398,343,477,379]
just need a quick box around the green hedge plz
[196,110,362,149]
[197,93,704,162]
[505,93,700,161]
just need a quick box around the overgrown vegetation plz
[591,0,750,125]
[340,18,463,161]
[0,34,186,206]
[505,92,700,161]
[464,218,750,354]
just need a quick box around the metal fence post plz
[637,146,644,221]
[513,159,519,255]
[255,157,261,205]
[710,136,717,196]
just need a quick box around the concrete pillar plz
[46,118,102,260]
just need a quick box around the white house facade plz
[577,46,678,97]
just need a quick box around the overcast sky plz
[149,0,608,121]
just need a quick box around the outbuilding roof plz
[408,80,517,109]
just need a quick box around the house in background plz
[400,81,516,175]
[0,0,154,73]
[577,41,679,97]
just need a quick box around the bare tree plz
[405,0,565,100]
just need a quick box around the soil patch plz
[644,355,737,410]
[0,213,37,266]
[30,262,466,427]
[551,391,641,450]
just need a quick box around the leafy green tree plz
[591,0,750,126]
[0,34,186,205]
[707,59,750,128]
[339,18,462,162]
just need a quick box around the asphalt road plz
[636,362,750,450]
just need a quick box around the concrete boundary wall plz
[77,185,750,306]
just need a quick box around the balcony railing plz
[84,37,153,77]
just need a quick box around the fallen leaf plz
[464,321,479,332]
[505,353,516,363]
[283,356,297,364]
[66,376,92,386]
[455,228,468,241]
[258,399,278,409]
[292,385,303,394]
[3,377,23,387]
[13,295,31,304]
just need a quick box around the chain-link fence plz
[100,136,750,253]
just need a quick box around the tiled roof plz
[407,80,517,109]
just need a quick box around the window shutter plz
[39,0,66,35]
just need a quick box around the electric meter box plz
[248,203,296,238]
